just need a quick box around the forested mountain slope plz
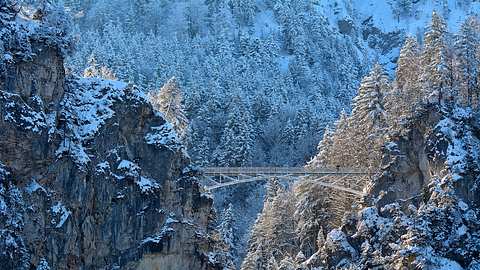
[59,0,480,167]
[241,13,480,269]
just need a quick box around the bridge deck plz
[202,167,369,196]
[205,176,366,196]
[203,167,368,176]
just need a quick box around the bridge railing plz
[202,167,368,176]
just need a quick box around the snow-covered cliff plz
[0,3,227,269]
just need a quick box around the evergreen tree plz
[278,256,298,270]
[454,16,480,108]
[189,122,212,166]
[219,203,237,259]
[307,126,333,168]
[349,64,390,170]
[387,37,422,130]
[184,3,201,39]
[229,0,256,26]
[241,186,297,270]
[265,177,282,200]
[352,63,390,133]
[280,119,295,146]
[213,97,254,166]
[422,12,452,104]
[308,110,354,170]
[392,0,414,19]
[150,77,189,139]
[396,37,421,91]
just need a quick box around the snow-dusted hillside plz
[317,0,480,70]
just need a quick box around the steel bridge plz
[202,167,369,196]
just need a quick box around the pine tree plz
[308,110,355,170]
[189,126,211,166]
[219,203,236,258]
[396,37,421,91]
[307,126,333,168]
[229,0,256,26]
[184,3,200,39]
[150,77,189,140]
[213,97,254,166]
[280,119,295,146]
[265,177,282,200]
[392,0,414,19]
[454,16,480,108]
[349,64,390,170]
[422,12,452,104]
[241,186,296,270]
[352,63,390,133]
[387,37,422,130]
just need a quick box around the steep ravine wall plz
[370,106,443,208]
[370,105,479,208]
[0,25,225,270]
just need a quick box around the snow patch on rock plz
[26,180,47,194]
[50,202,70,228]
[145,122,182,151]
[136,176,161,194]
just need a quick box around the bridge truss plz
[202,167,370,196]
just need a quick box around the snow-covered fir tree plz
[352,64,390,132]
[422,12,452,104]
[349,63,390,170]
[149,77,189,140]
[396,37,421,92]
[454,16,480,108]
[213,97,254,167]
[392,0,414,19]
[241,183,296,270]
[219,203,237,264]
[386,36,422,130]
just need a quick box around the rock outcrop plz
[311,105,480,269]
[0,5,225,270]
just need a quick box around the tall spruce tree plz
[422,12,452,104]
[396,37,421,91]
[352,64,390,133]
[387,37,422,130]
[349,64,390,170]
[392,0,414,19]
[150,77,189,139]
[241,185,296,270]
[229,0,256,26]
[213,97,254,166]
[454,16,480,108]
[219,203,237,261]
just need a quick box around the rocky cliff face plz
[0,6,225,270]
[307,105,480,269]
